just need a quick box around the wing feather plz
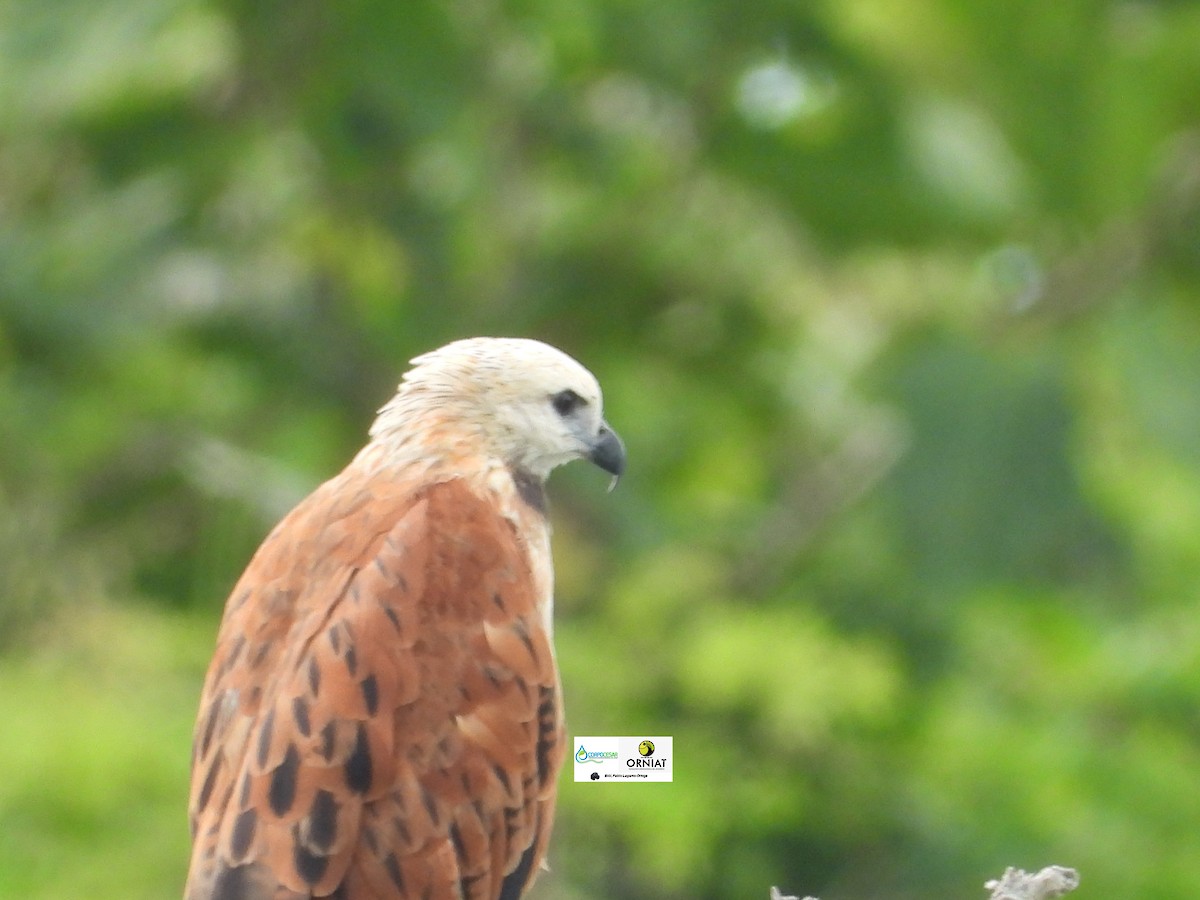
[186,473,563,900]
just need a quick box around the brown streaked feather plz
[186,471,563,900]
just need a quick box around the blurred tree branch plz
[772,865,1080,900]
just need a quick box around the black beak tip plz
[589,425,626,479]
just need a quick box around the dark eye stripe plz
[551,389,586,416]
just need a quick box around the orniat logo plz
[628,739,666,768]
[576,745,618,764]
[573,735,671,781]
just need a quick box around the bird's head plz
[371,337,626,484]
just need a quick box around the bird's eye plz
[551,389,586,417]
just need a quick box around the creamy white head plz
[370,337,625,482]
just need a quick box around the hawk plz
[185,337,625,900]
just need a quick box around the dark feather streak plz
[513,618,536,658]
[250,641,271,668]
[319,721,336,762]
[393,816,411,846]
[448,821,466,861]
[421,785,440,826]
[230,808,257,861]
[498,840,538,900]
[269,744,300,816]
[210,863,250,900]
[197,756,222,813]
[362,825,379,854]
[307,789,338,852]
[200,701,220,758]
[307,657,321,696]
[491,762,512,795]
[384,854,405,892]
[256,709,275,769]
[360,674,379,716]
[292,697,311,737]
[294,841,329,885]
[344,723,372,794]
[536,685,558,786]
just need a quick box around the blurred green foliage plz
[2,0,1200,897]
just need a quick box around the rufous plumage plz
[185,337,625,900]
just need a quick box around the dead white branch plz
[770,864,1079,900]
[985,866,1080,900]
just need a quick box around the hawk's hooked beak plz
[588,422,626,490]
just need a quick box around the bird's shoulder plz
[214,466,539,643]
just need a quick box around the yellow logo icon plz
[638,740,655,757]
